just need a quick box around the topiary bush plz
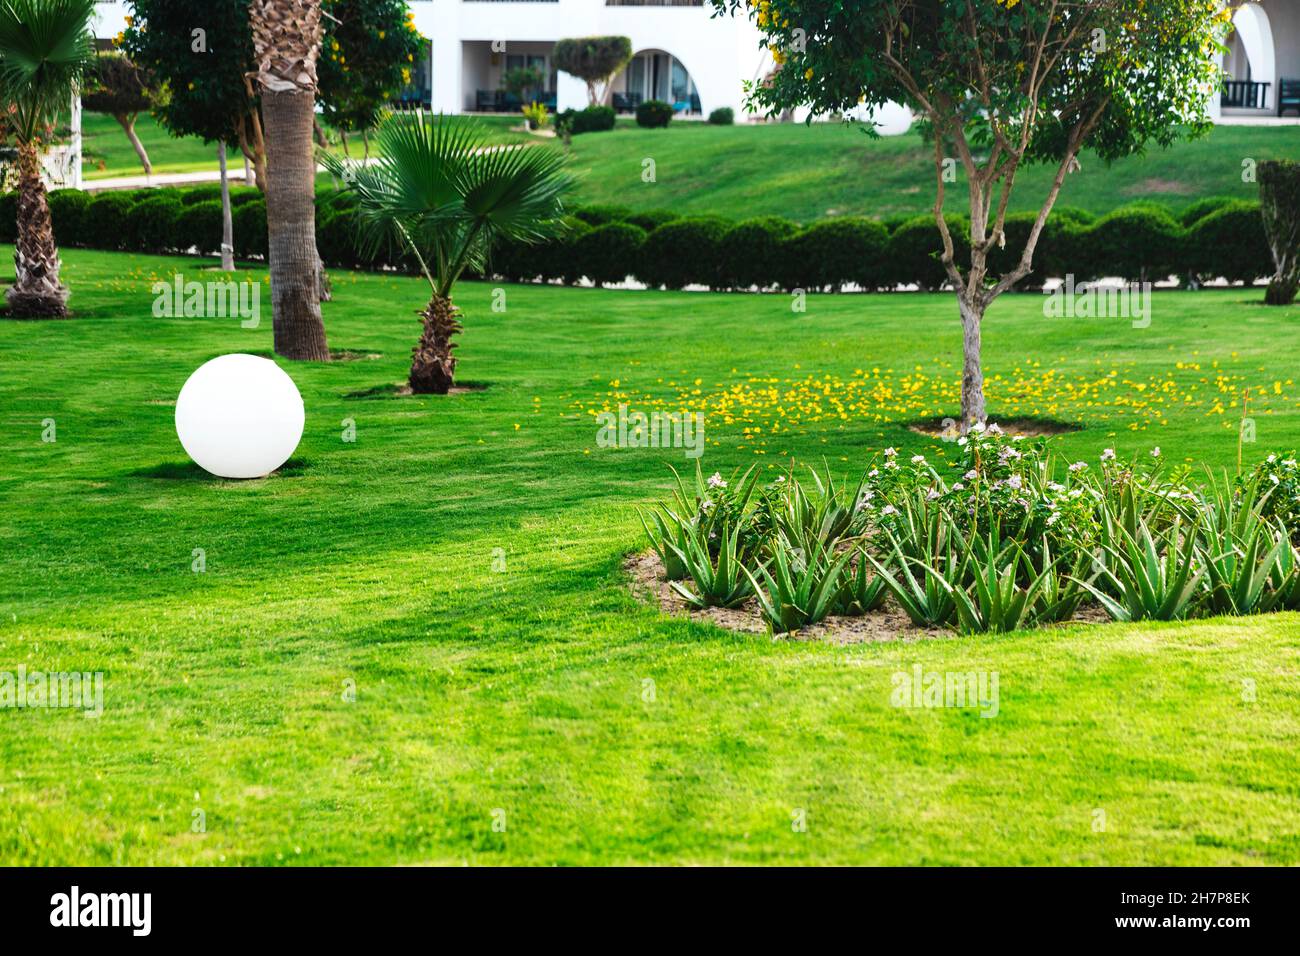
[636,216,728,289]
[126,194,182,253]
[708,107,734,125]
[1179,196,1238,228]
[82,192,137,250]
[884,215,971,290]
[779,217,890,291]
[557,105,616,134]
[625,209,680,233]
[572,204,632,226]
[47,189,91,245]
[635,100,674,129]
[1184,200,1271,285]
[175,199,223,255]
[534,216,592,284]
[1085,205,1183,282]
[232,200,268,260]
[721,216,798,290]
[574,221,647,286]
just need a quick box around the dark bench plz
[1280,78,1300,117]
[612,92,643,113]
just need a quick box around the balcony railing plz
[1221,79,1271,110]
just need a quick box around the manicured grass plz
[2,247,1299,865]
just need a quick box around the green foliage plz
[780,218,889,291]
[556,105,616,135]
[121,0,257,150]
[1258,160,1300,305]
[552,36,632,105]
[574,222,646,287]
[708,107,734,126]
[1085,206,1184,282]
[624,209,680,233]
[503,66,545,102]
[318,0,425,138]
[744,534,852,633]
[0,0,96,144]
[233,199,268,259]
[322,113,572,298]
[1185,201,1271,284]
[125,194,181,252]
[885,215,970,290]
[0,192,17,243]
[83,192,136,250]
[1180,196,1238,228]
[721,216,798,290]
[46,188,91,241]
[636,217,728,289]
[573,204,632,226]
[81,52,162,118]
[635,100,674,129]
[668,523,753,610]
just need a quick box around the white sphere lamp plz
[175,353,305,479]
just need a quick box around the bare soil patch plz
[907,416,1082,440]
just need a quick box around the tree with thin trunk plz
[249,0,331,361]
[122,1,269,192]
[322,114,571,393]
[1259,160,1300,306]
[81,52,162,176]
[553,36,633,107]
[713,0,1231,429]
[218,141,235,271]
[0,0,96,318]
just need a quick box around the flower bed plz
[638,427,1300,636]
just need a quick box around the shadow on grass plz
[128,457,310,480]
[343,381,490,399]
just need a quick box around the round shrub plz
[779,217,890,291]
[708,107,734,125]
[176,199,223,255]
[881,213,912,236]
[985,211,1046,285]
[635,100,674,129]
[1179,196,1238,228]
[535,216,592,284]
[126,194,182,252]
[180,185,223,205]
[625,208,680,233]
[233,200,268,260]
[572,204,632,227]
[0,192,16,244]
[1086,205,1183,282]
[1184,200,1270,284]
[721,216,799,290]
[83,192,137,250]
[574,221,647,286]
[229,188,263,207]
[884,214,971,290]
[636,216,729,289]
[557,105,615,135]
[47,189,91,245]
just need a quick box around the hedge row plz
[0,186,1274,291]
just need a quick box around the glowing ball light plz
[175,354,305,479]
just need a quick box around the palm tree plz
[0,0,96,318]
[248,0,330,360]
[323,114,571,394]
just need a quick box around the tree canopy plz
[318,0,425,142]
[553,36,633,106]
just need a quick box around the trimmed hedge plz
[557,105,615,134]
[0,186,1277,296]
[636,100,674,129]
[574,222,646,286]
[708,107,735,126]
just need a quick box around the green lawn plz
[2,247,1299,865]
[82,113,1300,223]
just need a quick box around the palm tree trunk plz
[410,293,462,394]
[5,142,69,318]
[262,87,330,360]
[115,113,151,176]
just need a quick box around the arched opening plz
[1223,2,1276,110]
[611,49,701,115]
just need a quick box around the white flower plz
[1100,448,1116,462]
[701,499,714,512]
[971,422,987,434]
[775,475,786,483]
[1284,459,1297,469]
[869,468,879,478]
[1069,461,1088,473]
[1007,475,1023,490]
[953,482,965,491]
[884,447,898,458]
[885,460,899,470]
[1048,482,1066,493]
[1150,447,1161,458]
[707,472,727,489]
[911,454,926,465]
[1047,513,1060,526]
[881,505,898,516]
[1268,454,1277,464]
[965,470,978,480]
[957,437,968,446]
[987,423,1003,435]
[926,489,941,500]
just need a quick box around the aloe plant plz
[926,530,1053,634]
[666,523,752,609]
[743,534,852,633]
[638,506,691,580]
[864,532,963,628]
[833,549,888,616]
[1075,517,1204,622]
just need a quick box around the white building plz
[90,0,1299,122]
